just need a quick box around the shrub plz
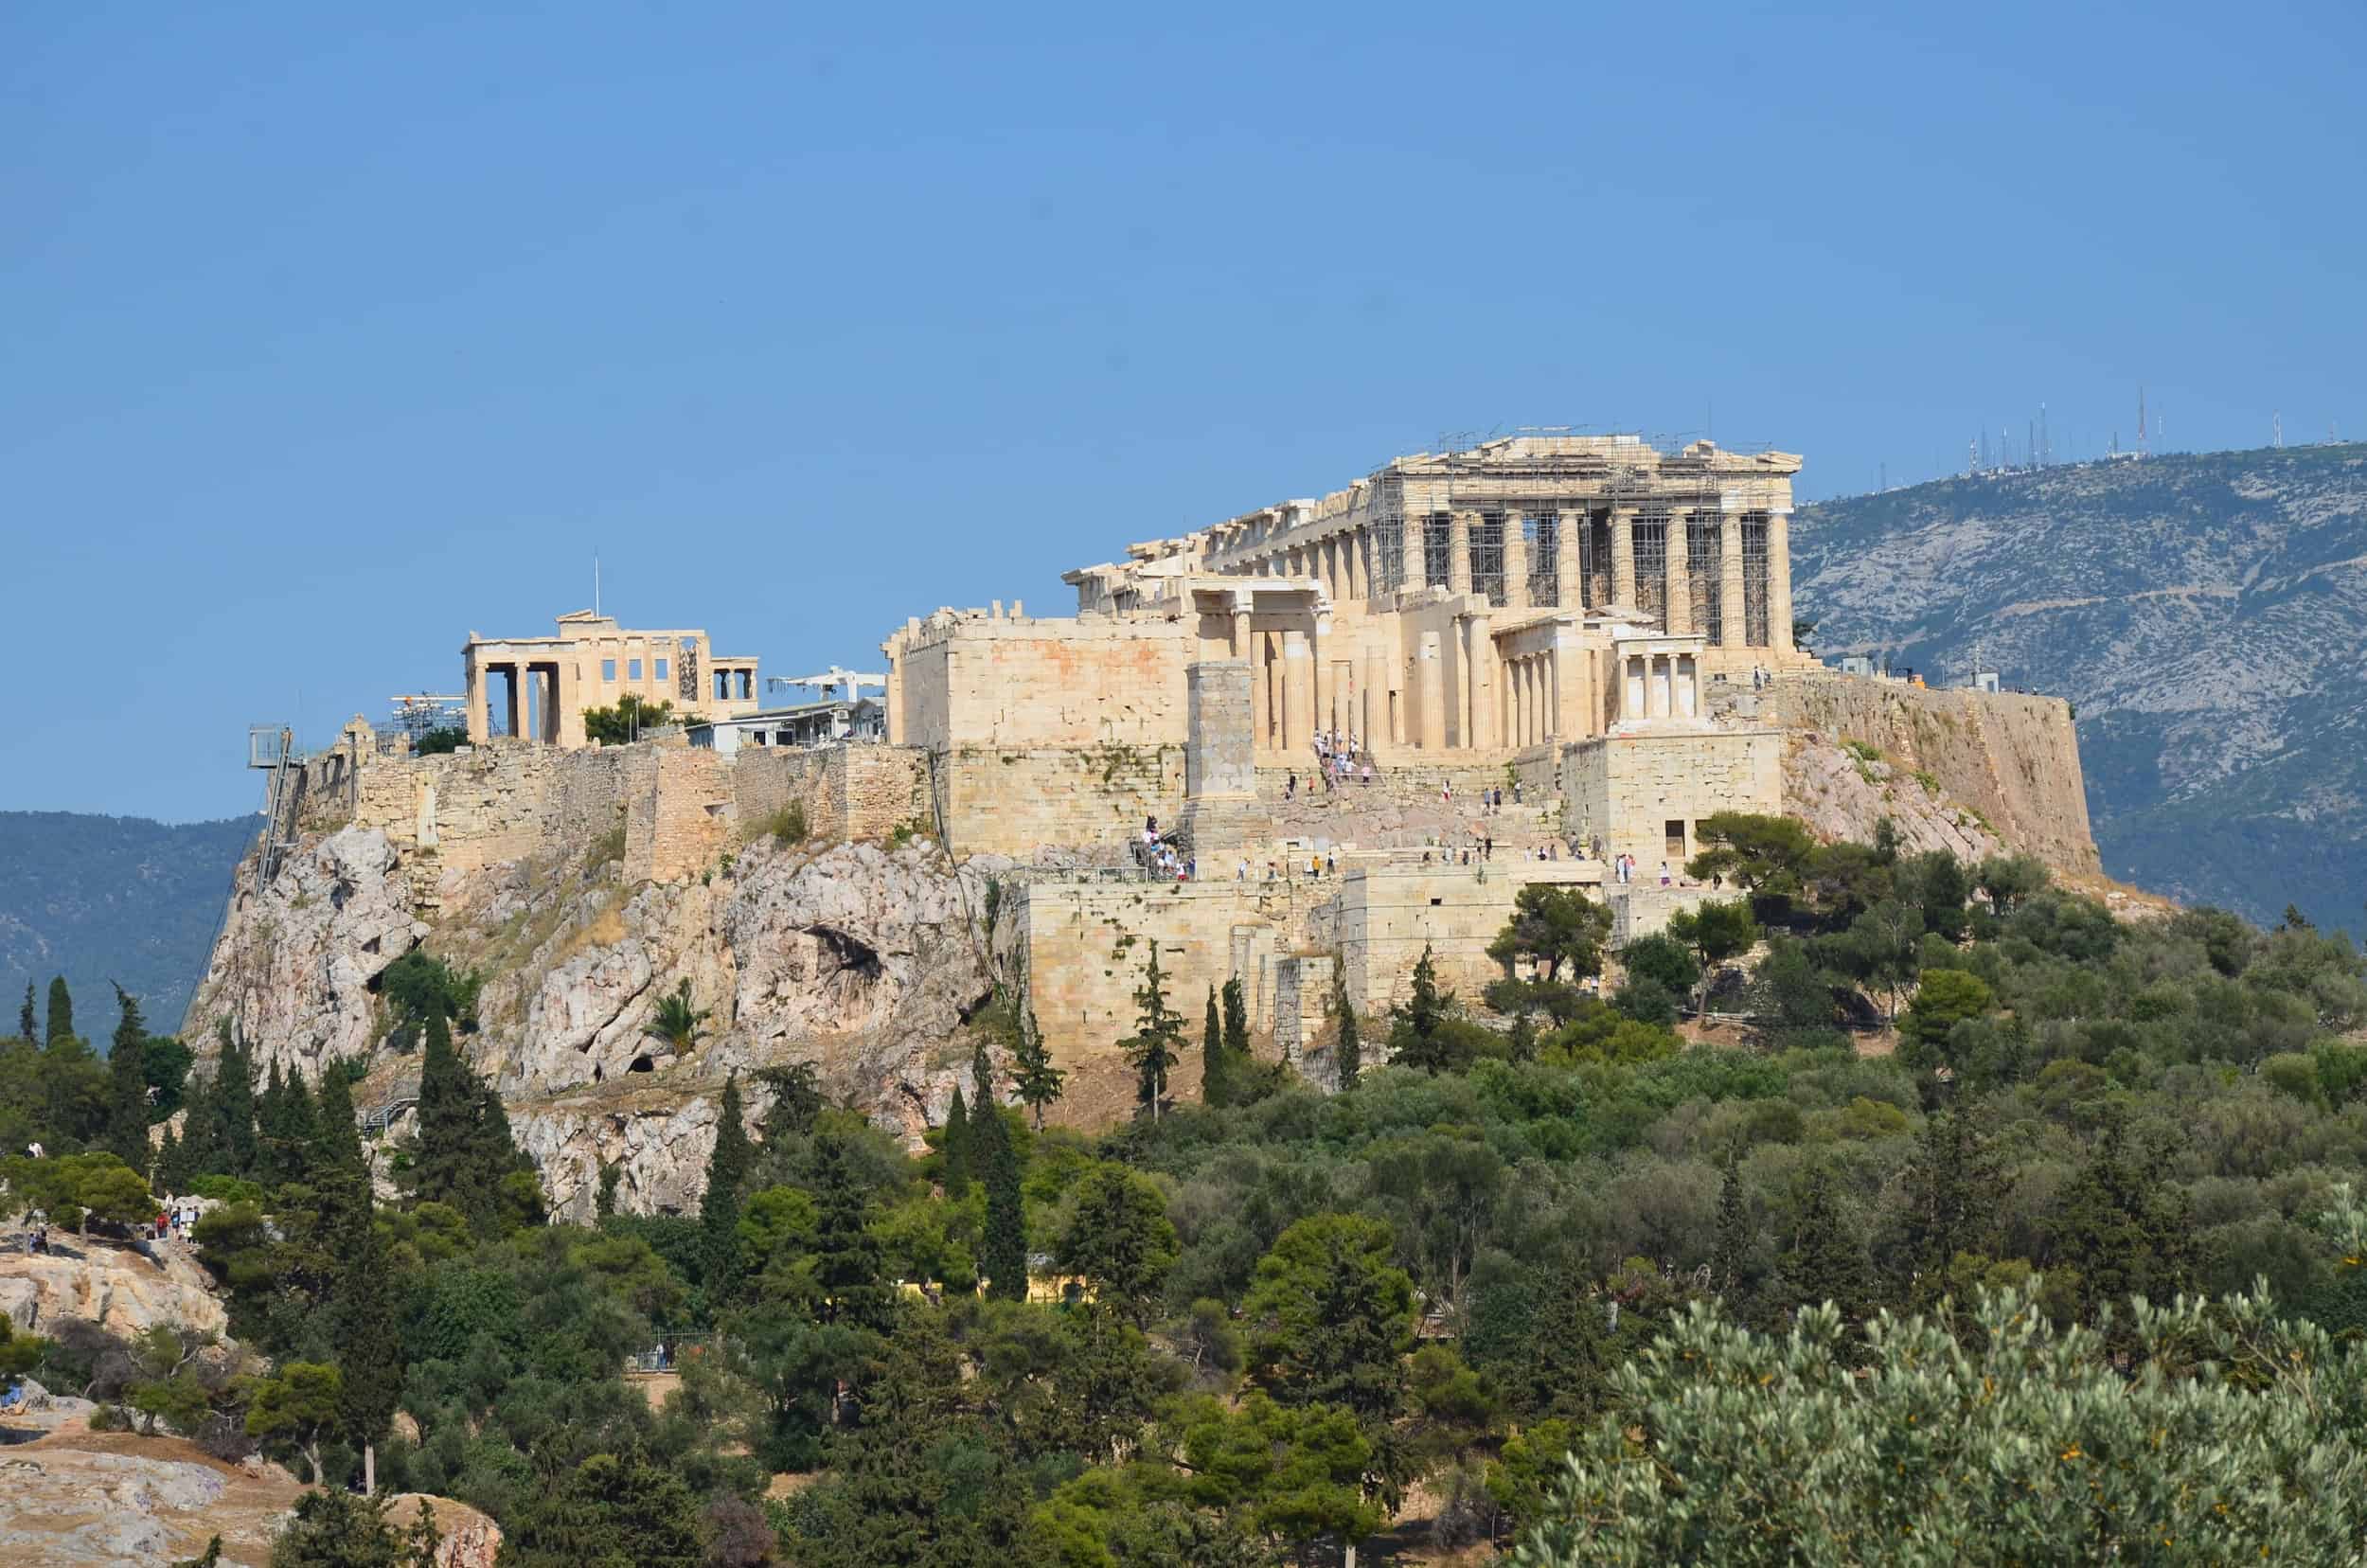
[762,800,809,846]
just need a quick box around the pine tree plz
[1711,1148,1753,1297]
[255,1061,291,1187]
[974,1096,1027,1301]
[1201,986,1229,1108]
[1893,1102,2002,1310]
[106,985,152,1168]
[411,1007,533,1237]
[1122,945,1184,1123]
[809,1131,894,1332]
[44,976,72,1045]
[16,983,33,1042]
[941,1088,972,1196]
[699,1074,753,1301]
[1010,1003,1064,1131]
[1777,1161,1874,1326]
[1332,965,1362,1093]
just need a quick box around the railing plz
[361,1096,418,1138]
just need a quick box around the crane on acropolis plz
[765,666,886,704]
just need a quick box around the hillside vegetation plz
[0,811,255,1033]
[1792,444,2367,931]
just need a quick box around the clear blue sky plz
[8,1,2360,821]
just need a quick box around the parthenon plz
[1050,433,1807,756]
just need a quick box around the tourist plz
[1326,852,1336,876]
[1659,861,1672,886]
[1361,761,1373,786]
[1441,781,1452,806]
[1286,773,1297,800]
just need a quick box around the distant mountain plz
[0,811,257,1041]
[1792,443,2367,933]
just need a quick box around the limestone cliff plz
[185,786,1006,1221]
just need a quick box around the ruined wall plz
[731,745,930,845]
[1013,876,1326,1067]
[1560,729,1782,871]
[622,748,734,884]
[935,745,1188,861]
[899,615,1193,751]
[1769,676,2099,876]
[1332,863,1599,1013]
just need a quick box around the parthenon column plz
[1449,510,1475,596]
[1401,514,1424,594]
[1768,508,1795,652]
[1557,508,1583,610]
[1311,615,1333,739]
[1548,645,1566,740]
[1230,597,1253,658]
[1254,634,1274,749]
[1611,508,1637,610]
[1719,511,1748,650]
[1282,630,1312,753]
[1502,515,1529,610]
[1416,632,1445,749]
[1362,642,1385,746]
[1664,511,1694,634]
[1464,613,1494,749]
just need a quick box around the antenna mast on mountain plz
[2273,412,2283,449]
[2040,403,2050,466]
[2138,387,2147,454]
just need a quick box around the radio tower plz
[2040,402,2050,466]
[2138,386,2148,454]
[2273,412,2283,449]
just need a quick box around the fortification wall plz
[900,616,1193,751]
[1333,863,1599,1013]
[1769,676,2100,876]
[731,745,930,845]
[1560,729,1783,870]
[935,745,1188,861]
[1014,876,1327,1065]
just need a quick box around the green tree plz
[247,1362,344,1484]
[1010,1000,1065,1131]
[329,1168,402,1495]
[105,984,152,1167]
[1390,945,1481,1076]
[579,691,677,745]
[1684,811,1819,906]
[268,1489,441,1568]
[1122,945,1184,1123]
[44,976,71,1045]
[1897,967,1996,1074]
[1486,882,1613,989]
[699,1072,753,1302]
[1775,1160,1874,1326]
[1200,985,1229,1108]
[809,1131,896,1331]
[1332,964,1362,1093]
[1665,898,1759,1014]
[976,1097,1028,1302]
[2044,1115,2198,1333]
[408,1007,536,1238]
[1976,851,2050,917]
[643,979,710,1053]
[15,983,32,1042]
[1515,1282,2367,1566]
[1244,1212,1415,1424]
[501,1448,705,1568]
[1056,1165,1177,1323]
[1891,1102,2003,1312]
[941,1086,972,1196]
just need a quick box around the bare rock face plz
[512,1090,728,1223]
[181,826,425,1074]
[0,1242,228,1341]
[378,1494,503,1568]
[1783,734,2006,865]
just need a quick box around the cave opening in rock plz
[629,1054,655,1073]
[806,925,883,983]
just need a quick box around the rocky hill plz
[1791,443,2367,932]
[0,811,256,1037]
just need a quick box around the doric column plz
[465,655,489,743]
[1557,509,1583,611]
[1449,510,1476,595]
[1463,613,1494,749]
[1664,512,1693,634]
[1502,515,1530,610]
[1416,632,1446,749]
[1768,508,1795,652]
[1255,633,1274,750]
[1402,514,1424,594]
[1611,508,1637,609]
[1282,630,1311,753]
[1548,644,1567,740]
[1719,511,1748,650]
[1311,615,1332,739]
[1362,642,1385,746]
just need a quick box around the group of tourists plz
[1138,818,1194,882]
[1608,853,1676,886]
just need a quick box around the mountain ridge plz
[1791,442,2367,932]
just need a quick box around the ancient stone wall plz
[1332,863,1598,1014]
[898,615,1194,751]
[622,748,734,884]
[731,745,929,845]
[1559,729,1782,872]
[1769,676,2099,876]
[1272,954,1335,1060]
[935,745,1188,861]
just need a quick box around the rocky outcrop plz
[378,1494,503,1568]
[187,804,1006,1217]
[0,1242,228,1341]
[181,826,426,1076]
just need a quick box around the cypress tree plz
[327,1165,400,1494]
[412,1007,530,1236]
[1711,1147,1753,1298]
[975,1096,1027,1302]
[699,1074,753,1300]
[1332,966,1361,1093]
[312,1065,365,1178]
[176,1069,220,1180]
[1010,1003,1064,1131]
[214,1024,258,1179]
[941,1087,971,1196]
[1201,986,1228,1108]
[279,1071,321,1181]
[106,985,152,1168]
[1221,977,1250,1065]
[1122,945,1183,1124]
[155,1124,191,1194]
[44,976,71,1045]
[255,1060,290,1186]
[1777,1161,1874,1326]
[809,1132,893,1332]
[16,983,33,1042]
